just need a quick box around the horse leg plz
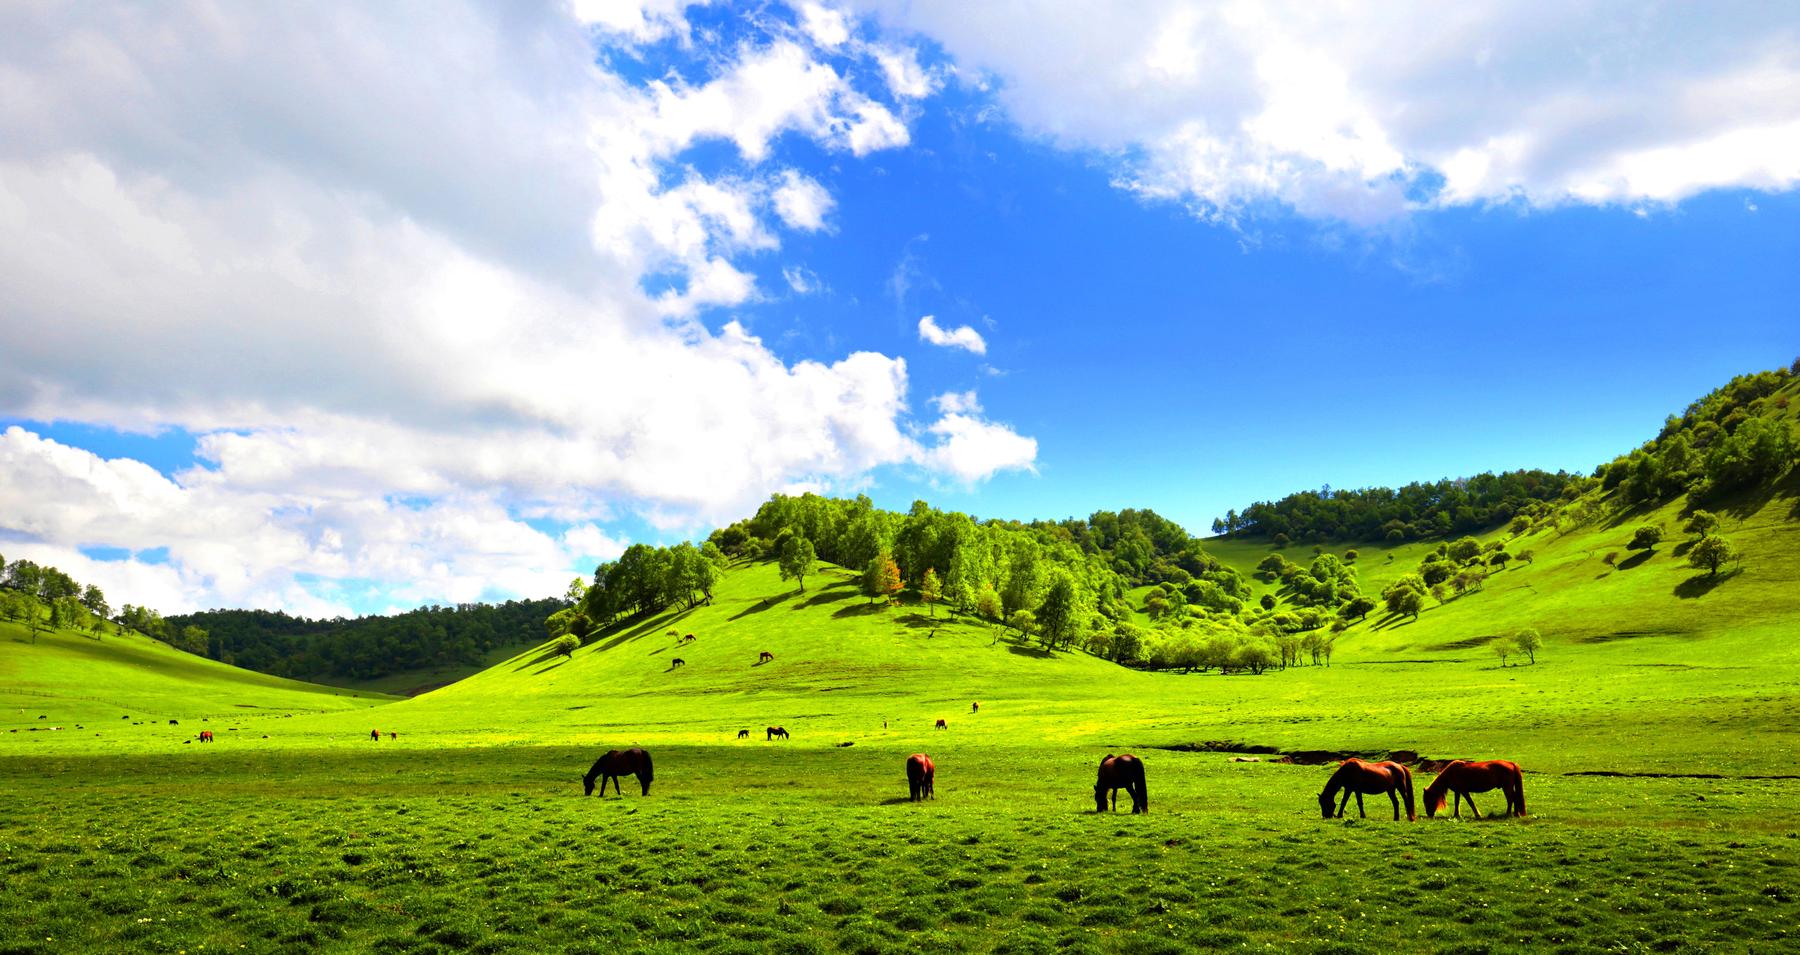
[1336,790,1351,818]
[1355,792,1366,818]
[1451,793,1462,818]
[1389,790,1400,820]
[1465,793,1482,819]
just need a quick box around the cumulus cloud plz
[931,390,982,414]
[847,0,1800,222]
[917,315,988,354]
[771,169,836,231]
[920,413,1038,483]
[0,1,1021,614]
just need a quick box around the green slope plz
[1,619,396,733]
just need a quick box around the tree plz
[564,577,588,605]
[1683,510,1719,541]
[1035,574,1080,649]
[1491,636,1516,667]
[1382,574,1428,618]
[18,593,45,643]
[1340,596,1376,622]
[1686,535,1739,578]
[1627,525,1663,554]
[863,551,902,606]
[778,536,817,593]
[1259,594,1276,611]
[1447,537,1482,564]
[1394,589,1424,620]
[1513,627,1542,664]
[1007,609,1036,638]
[1488,551,1512,573]
[974,582,1003,622]
[1516,549,1535,565]
[551,634,580,659]
[919,568,942,617]
[1343,549,1359,563]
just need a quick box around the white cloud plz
[797,2,851,48]
[771,169,836,231]
[869,43,936,100]
[848,0,1800,222]
[782,265,821,294]
[0,1,989,615]
[931,390,982,414]
[917,315,988,354]
[921,413,1037,483]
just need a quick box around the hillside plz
[0,618,395,733]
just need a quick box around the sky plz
[1,1,1796,617]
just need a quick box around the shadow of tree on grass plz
[1674,568,1741,599]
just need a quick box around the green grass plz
[3,482,1799,950]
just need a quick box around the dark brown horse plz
[1095,754,1148,813]
[583,748,654,796]
[767,726,789,740]
[736,729,750,739]
[1318,758,1415,821]
[1423,759,1525,818]
[198,730,213,742]
[971,701,980,713]
[758,651,775,663]
[370,728,380,741]
[906,753,936,801]
[935,718,948,729]
[670,658,685,668]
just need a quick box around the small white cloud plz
[869,44,936,100]
[921,412,1037,482]
[782,265,820,294]
[797,2,850,48]
[771,169,836,231]
[930,389,982,414]
[917,315,987,354]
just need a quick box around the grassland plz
[3,477,1799,951]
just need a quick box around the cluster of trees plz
[1490,628,1543,667]
[167,599,561,681]
[558,541,731,640]
[1215,470,1583,544]
[0,555,115,643]
[1377,536,1523,621]
[1601,366,1798,506]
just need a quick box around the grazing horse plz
[1318,758,1415,821]
[583,748,654,796]
[389,732,397,740]
[1423,760,1526,819]
[935,718,948,730]
[198,730,214,743]
[758,651,775,664]
[971,701,980,713]
[370,729,381,741]
[767,726,790,741]
[906,753,936,801]
[670,658,685,668]
[737,729,750,739]
[682,633,697,644]
[1095,754,1148,813]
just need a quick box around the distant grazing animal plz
[758,651,775,664]
[370,729,381,741]
[198,730,213,743]
[935,718,948,730]
[1095,754,1148,813]
[169,719,179,725]
[389,732,397,740]
[670,658,686,668]
[971,701,980,713]
[906,754,936,801]
[737,729,750,739]
[1318,758,1415,821]
[1423,759,1525,819]
[583,748,655,797]
[767,726,789,741]
[682,633,697,644]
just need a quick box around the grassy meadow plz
[4,481,1800,951]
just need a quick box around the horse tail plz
[1511,763,1525,815]
[1136,762,1149,812]
[1400,764,1416,821]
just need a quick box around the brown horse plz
[682,633,696,644]
[670,658,685,668]
[1318,758,1415,821]
[1095,754,1148,813]
[906,753,936,801]
[935,718,948,729]
[198,730,213,742]
[971,701,980,713]
[767,726,789,740]
[370,729,380,741]
[583,748,654,796]
[1423,760,1525,818]
[758,651,775,664]
[736,729,750,739]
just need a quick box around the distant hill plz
[0,617,393,729]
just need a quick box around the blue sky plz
[1,1,1796,616]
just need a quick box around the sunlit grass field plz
[3,486,1799,951]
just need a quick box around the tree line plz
[1215,470,1584,545]
[0,555,124,644]
[167,600,563,682]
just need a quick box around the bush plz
[1627,525,1663,552]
